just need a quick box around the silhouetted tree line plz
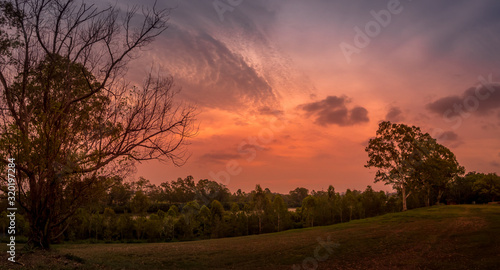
[407,171,500,208]
[2,172,498,243]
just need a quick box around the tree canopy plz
[365,121,464,211]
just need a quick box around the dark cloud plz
[436,131,459,142]
[351,107,369,123]
[303,96,346,112]
[435,130,463,148]
[426,84,500,117]
[385,107,404,122]
[426,96,461,115]
[300,96,369,126]
[490,161,500,167]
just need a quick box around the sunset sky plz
[114,0,500,194]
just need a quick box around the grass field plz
[1,205,499,269]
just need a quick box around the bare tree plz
[0,0,196,249]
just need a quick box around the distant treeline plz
[1,172,498,242]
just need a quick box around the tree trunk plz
[26,174,65,250]
[246,215,249,236]
[258,215,262,234]
[436,190,444,205]
[402,185,410,211]
[29,233,51,250]
[96,222,98,241]
[28,216,52,250]
[277,213,280,232]
[426,186,431,207]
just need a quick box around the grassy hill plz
[1,205,499,269]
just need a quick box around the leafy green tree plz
[210,200,224,220]
[327,185,337,223]
[385,194,400,213]
[70,208,91,240]
[180,200,200,239]
[252,185,268,234]
[272,195,288,232]
[228,202,244,236]
[366,121,436,211]
[145,214,163,241]
[162,206,178,241]
[289,187,309,207]
[131,177,163,205]
[159,182,173,203]
[91,212,104,241]
[167,205,180,217]
[135,216,148,240]
[361,186,385,217]
[131,190,151,216]
[319,193,333,225]
[412,143,464,206]
[107,177,133,211]
[170,176,197,203]
[0,0,196,249]
[210,199,225,237]
[301,195,317,227]
[196,179,230,205]
[16,214,29,237]
[446,173,477,204]
[230,202,240,213]
[234,189,248,205]
[102,208,117,240]
[473,173,500,202]
[157,209,167,220]
[116,213,134,240]
[344,189,357,221]
[336,192,347,223]
[198,205,212,237]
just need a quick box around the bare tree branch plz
[0,0,194,249]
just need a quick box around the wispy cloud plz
[198,152,241,164]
